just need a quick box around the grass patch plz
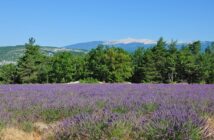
[0,122,5,131]
[41,107,94,123]
[96,101,106,109]
[12,109,32,118]
[85,122,109,139]
[142,102,158,114]
[20,121,34,133]
[108,122,132,139]
[41,109,68,123]
[112,106,129,114]
[143,120,203,140]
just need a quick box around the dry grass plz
[34,122,55,140]
[203,117,214,139]
[0,128,40,140]
[0,122,57,140]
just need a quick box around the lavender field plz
[0,84,214,140]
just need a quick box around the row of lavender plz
[0,84,214,139]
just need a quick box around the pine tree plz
[177,41,202,83]
[202,43,214,83]
[165,40,178,83]
[151,37,167,82]
[141,49,159,83]
[17,38,44,83]
[132,47,145,83]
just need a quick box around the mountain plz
[65,38,213,52]
[65,38,156,52]
[0,45,87,65]
[105,38,156,45]
[65,41,104,50]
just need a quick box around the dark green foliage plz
[132,47,145,83]
[177,42,203,83]
[165,41,178,83]
[86,45,109,81]
[87,45,133,82]
[49,52,88,83]
[73,56,87,80]
[132,38,168,83]
[151,37,167,82]
[37,56,52,83]
[202,43,214,83]
[132,38,214,84]
[49,52,76,83]
[189,41,201,55]
[0,64,17,84]
[17,38,44,83]
[141,49,159,83]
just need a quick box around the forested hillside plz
[0,37,214,84]
[0,45,86,65]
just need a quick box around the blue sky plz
[0,0,213,46]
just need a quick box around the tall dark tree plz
[86,45,107,81]
[189,41,201,55]
[132,47,145,83]
[141,49,159,83]
[37,56,52,83]
[151,37,167,82]
[165,40,178,83]
[177,41,202,83]
[202,43,214,83]
[17,38,44,83]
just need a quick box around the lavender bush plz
[0,84,214,139]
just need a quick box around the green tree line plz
[0,37,214,84]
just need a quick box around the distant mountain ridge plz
[65,38,213,52]
[64,41,104,50]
